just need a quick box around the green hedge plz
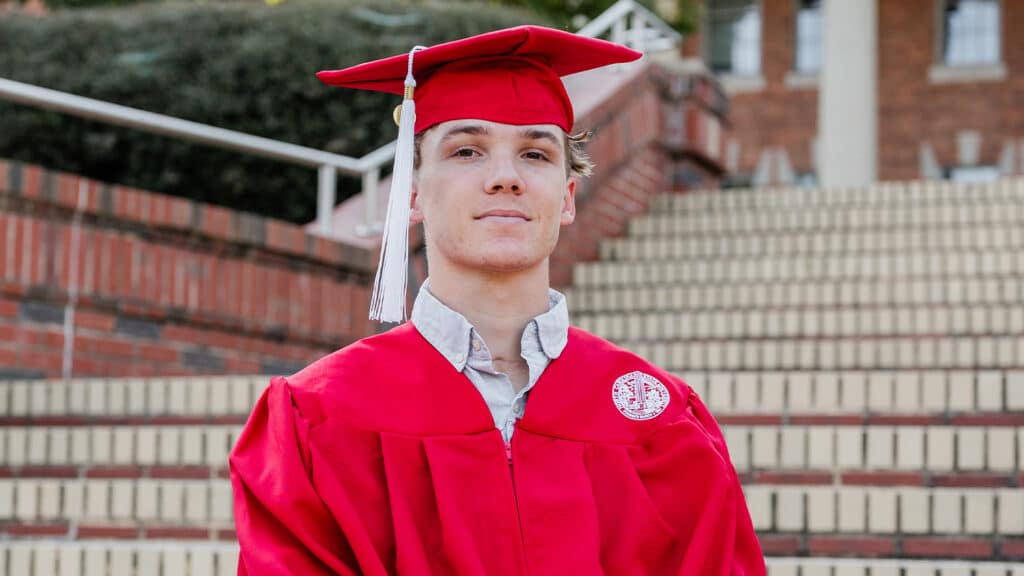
[0,1,545,224]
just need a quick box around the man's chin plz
[462,251,546,274]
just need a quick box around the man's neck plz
[427,261,550,378]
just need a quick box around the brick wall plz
[686,0,1023,183]
[0,162,377,379]
[879,0,1024,180]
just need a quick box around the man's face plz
[411,119,577,274]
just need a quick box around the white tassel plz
[369,46,424,323]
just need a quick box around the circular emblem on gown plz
[612,371,670,421]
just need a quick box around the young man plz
[230,26,765,575]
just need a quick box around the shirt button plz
[471,339,482,352]
[454,353,465,364]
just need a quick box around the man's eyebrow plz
[438,124,489,144]
[519,128,561,147]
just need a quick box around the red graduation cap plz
[317,25,643,134]
[317,26,642,323]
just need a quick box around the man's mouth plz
[475,209,531,222]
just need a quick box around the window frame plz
[792,0,823,75]
[703,0,765,83]
[933,0,1002,68]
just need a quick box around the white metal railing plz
[0,2,680,238]
[0,77,393,236]
[577,0,681,54]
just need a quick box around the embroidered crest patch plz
[612,371,670,421]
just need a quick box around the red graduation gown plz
[230,323,765,575]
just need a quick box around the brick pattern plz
[0,160,381,378]
[685,0,1024,182]
[0,542,239,576]
[878,0,1024,181]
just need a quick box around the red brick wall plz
[879,0,1024,180]
[688,0,1024,182]
[714,0,818,178]
[678,0,817,178]
[0,161,377,379]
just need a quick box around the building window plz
[940,0,1000,66]
[794,0,822,73]
[707,0,761,75]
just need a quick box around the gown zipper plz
[506,425,530,574]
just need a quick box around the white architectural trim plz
[701,0,764,77]
[933,0,1003,70]
[784,71,819,89]
[719,73,767,94]
[928,63,1007,84]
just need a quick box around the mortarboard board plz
[317,26,643,323]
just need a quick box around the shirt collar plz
[410,279,569,372]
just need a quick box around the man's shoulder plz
[274,323,426,414]
[287,323,420,385]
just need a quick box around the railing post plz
[317,164,337,235]
[631,10,646,52]
[612,16,626,47]
[358,166,381,236]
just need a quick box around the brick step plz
[0,465,228,480]
[740,471,1022,488]
[621,219,1024,239]
[568,299,1024,322]
[0,376,264,419]
[0,370,1021,418]
[765,555,1024,575]
[0,540,238,576]
[744,485,1023,540]
[0,425,241,469]
[615,336,1024,371]
[0,465,1015,490]
[722,425,1023,475]
[682,371,1023,415]
[572,261,1024,288]
[0,478,232,528]
[0,479,1018,541]
[0,521,234,541]
[601,239,1024,261]
[0,545,1019,576]
[762,534,1023,561]
[650,181,1023,212]
[0,423,1018,476]
[578,311,1024,341]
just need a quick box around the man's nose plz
[485,155,524,195]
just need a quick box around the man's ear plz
[410,179,424,224]
[560,177,577,226]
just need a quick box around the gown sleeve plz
[229,377,359,576]
[684,390,766,576]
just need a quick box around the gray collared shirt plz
[410,280,569,444]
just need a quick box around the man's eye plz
[453,148,478,158]
[524,151,549,161]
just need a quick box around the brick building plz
[681,0,1023,187]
